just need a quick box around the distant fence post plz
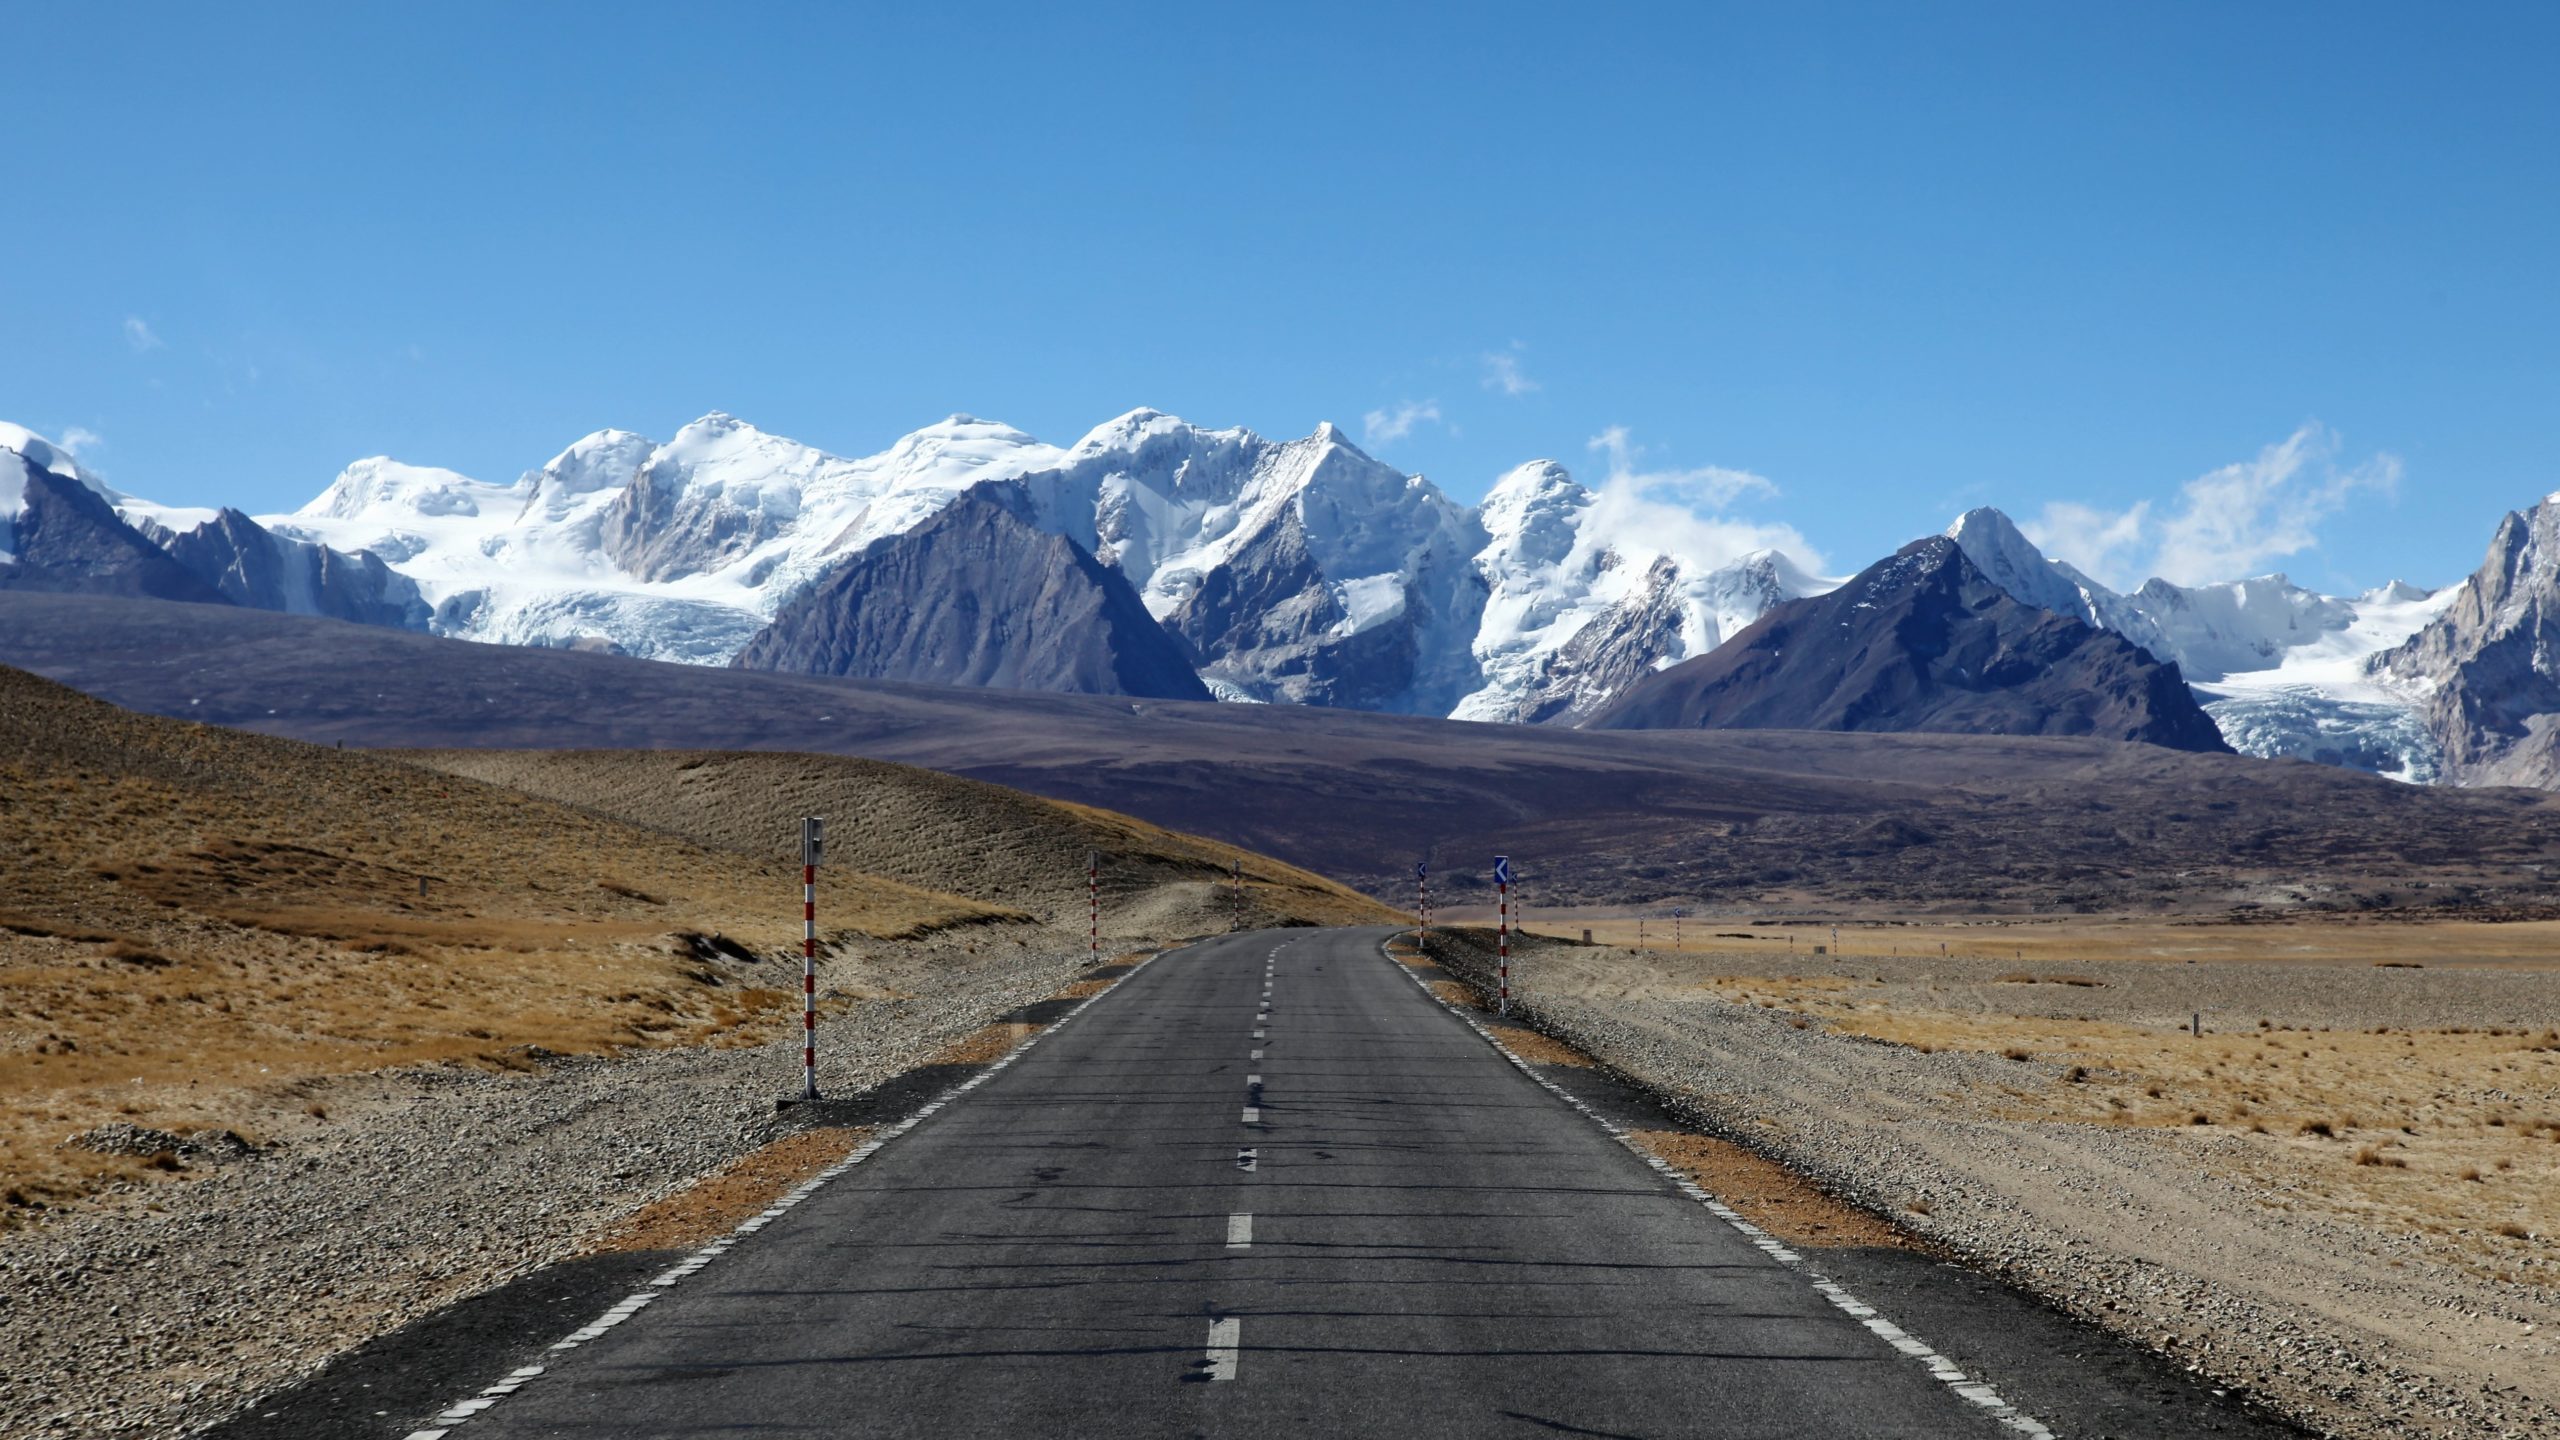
[800,817,824,1102]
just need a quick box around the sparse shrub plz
[1905,1198,1933,1216]
[2299,1120,2335,1138]
[2495,1222,2532,1240]
[104,940,171,968]
[2189,1113,2210,1126]
[2062,1065,2088,1084]
[2460,1167,2482,1182]
[2002,1047,2032,1062]
[304,1103,328,1121]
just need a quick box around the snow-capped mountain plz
[3,423,425,624]
[2375,494,2560,787]
[1589,537,2233,752]
[1453,460,1833,724]
[1005,411,1492,712]
[10,410,2504,782]
[1943,506,2451,779]
[270,412,1059,663]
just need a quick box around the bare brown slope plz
[8,595,2560,918]
[0,663,1022,1217]
[400,749,1396,933]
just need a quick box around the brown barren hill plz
[399,748,1398,935]
[0,665,1004,1220]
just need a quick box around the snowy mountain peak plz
[0,423,102,490]
[1069,407,1217,457]
[1944,506,2099,624]
[296,456,506,522]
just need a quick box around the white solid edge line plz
[1378,934,2055,1440]
[1203,1317,1242,1381]
[404,948,1167,1433]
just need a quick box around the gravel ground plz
[0,925,1112,1440]
[1424,930,2560,1440]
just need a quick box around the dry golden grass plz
[1428,979,1482,1011]
[401,749,1396,932]
[1684,971,2560,1285]
[1530,915,2560,971]
[1628,1130,1914,1250]
[590,1127,872,1254]
[1497,1029,1599,1067]
[0,668,994,1221]
[926,1023,1043,1066]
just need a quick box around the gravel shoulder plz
[1422,928,2560,1440]
[0,924,1130,1440]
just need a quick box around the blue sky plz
[7,2,2556,592]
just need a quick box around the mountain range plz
[7,411,2559,788]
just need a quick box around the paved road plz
[440,926,2036,1438]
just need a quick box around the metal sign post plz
[1494,855,1512,1016]
[800,817,824,1102]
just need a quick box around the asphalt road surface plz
[421,927,2109,1438]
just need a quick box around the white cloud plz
[2020,500,2151,587]
[1481,343,1538,397]
[55,426,102,457]
[1575,426,1822,573]
[123,316,163,353]
[2018,423,2398,588]
[1586,425,1776,509]
[2150,425,2397,585]
[1362,399,1441,446]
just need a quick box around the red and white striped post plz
[800,817,824,1102]
[1088,849,1100,961]
[1673,907,1684,952]
[1415,860,1430,939]
[1494,855,1512,1015]
[1232,858,1243,933]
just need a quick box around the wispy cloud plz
[56,426,102,457]
[1574,426,1821,574]
[1481,343,1538,397]
[123,316,163,353]
[2018,500,2150,585]
[1586,426,1776,509]
[1362,399,1442,446]
[2019,423,2398,588]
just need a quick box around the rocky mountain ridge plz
[13,414,2560,787]
[1588,537,2233,752]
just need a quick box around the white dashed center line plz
[1235,1148,1258,1172]
[1202,1317,1241,1381]
[1226,1213,1253,1249]
[1241,1106,1260,1123]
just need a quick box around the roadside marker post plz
[1416,860,1430,939]
[1494,855,1512,1015]
[800,817,824,1102]
[1638,917,1646,958]
[1673,907,1686,952]
[1088,850,1101,961]
[1231,858,1243,932]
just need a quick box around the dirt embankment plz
[1420,925,2560,1440]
